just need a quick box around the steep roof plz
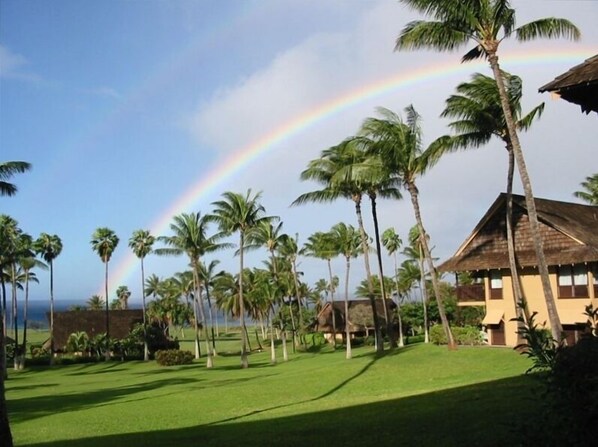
[315,299,396,333]
[438,193,598,272]
[539,54,598,114]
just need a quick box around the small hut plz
[539,54,598,115]
[52,310,143,352]
[314,299,397,342]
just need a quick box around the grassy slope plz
[6,343,537,447]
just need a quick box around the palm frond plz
[395,20,470,51]
[515,18,581,42]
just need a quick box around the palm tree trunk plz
[353,198,383,353]
[1,279,7,379]
[392,253,405,347]
[488,52,562,341]
[327,259,337,349]
[11,265,19,370]
[505,147,529,339]
[239,232,249,368]
[19,271,30,370]
[191,293,201,360]
[196,282,213,368]
[269,309,276,364]
[418,249,430,343]
[344,257,352,360]
[291,258,306,350]
[140,259,149,361]
[49,261,55,365]
[104,260,110,360]
[205,286,217,355]
[369,193,397,348]
[406,182,456,349]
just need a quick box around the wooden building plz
[314,299,396,342]
[438,193,598,346]
[539,54,598,115]
[52,310,143,352]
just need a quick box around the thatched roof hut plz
[52,310,143,351]
[539,54,598,115]
[438,193,598,272]
[315,299,396,335]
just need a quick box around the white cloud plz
[0,44,42,82]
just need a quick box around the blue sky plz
[2,0,597,305]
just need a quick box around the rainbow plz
[110,46,595,295]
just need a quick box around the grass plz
[6,340,539,447]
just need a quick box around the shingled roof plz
[539,54,598,114]
[438,193,598,272]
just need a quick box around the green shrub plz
[155,349,193,366]
[430,324,483,345]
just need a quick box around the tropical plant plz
[115,285,131,310]
[395,0,580,342]
[382,227,405,347]
[329,222,361,359]
[156,212,222,366]
[198,260,223,355]
[0,161,31,197]
[33,233,62,361]
[210,189,273,368]
[17,256,43,369]
[90,227,119,357]
[439,72,544,324]
[574,173,598,205]
[359,106,455,348]
[86,295,104,310]
[128,229,155,361]
[294,141,384,352]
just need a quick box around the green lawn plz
[6,342,538,447]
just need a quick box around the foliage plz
[66,331,90,354]
[429,325,483,346]
[155,349,194,366]
[514,311,558,373]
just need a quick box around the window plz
[558,264,589,298]
[592,264,598,297]
[489,270,503,300]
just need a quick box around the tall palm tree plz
[128,229,155,361]
[360,106,456,349]
[404,225,431,343]
[90,227,119,357]
[198,260,223,354]
[395,0,580,342]
[329,222,361,360]
[302,231,339,348]
[17,256,44,370]
[574,173,598,205]
[156,212,222,366]
[0,161,31,197]
[279,234,305,348]
[210,189,273,368]
[382,227,405,347]
[33,233,62,361]
[294,141,384,353]
[439,72,544,325]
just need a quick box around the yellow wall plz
[486,266,596,347]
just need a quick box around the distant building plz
[438,194,598,346]
[51,310,143,352]
[315,299,397,342]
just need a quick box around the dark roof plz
[438,193,598,272]
[315,299,396,333]
[539,54,598,114]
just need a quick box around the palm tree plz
[403,226,431,343]
[329,222,361,360]
[144,274,162,300]
[210,189,273,368]
[279,234,305,349]
[86,295,104,310]
[294,141,384,353]
[302,231,339,348]
[115,285,131,310]
[439,72,544,325]
[156,212,222,366]
[90,227,119,357]
[395,0,580,342]
[382,227,405,347]
[360,106,456,349]
[32,233,62,360]
[198,260,223,354]
[574,173,598,205]
[0,161,31,197]
[17,256,43,370]
[128,229,155,361]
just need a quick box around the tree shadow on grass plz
[16,375,540,447]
